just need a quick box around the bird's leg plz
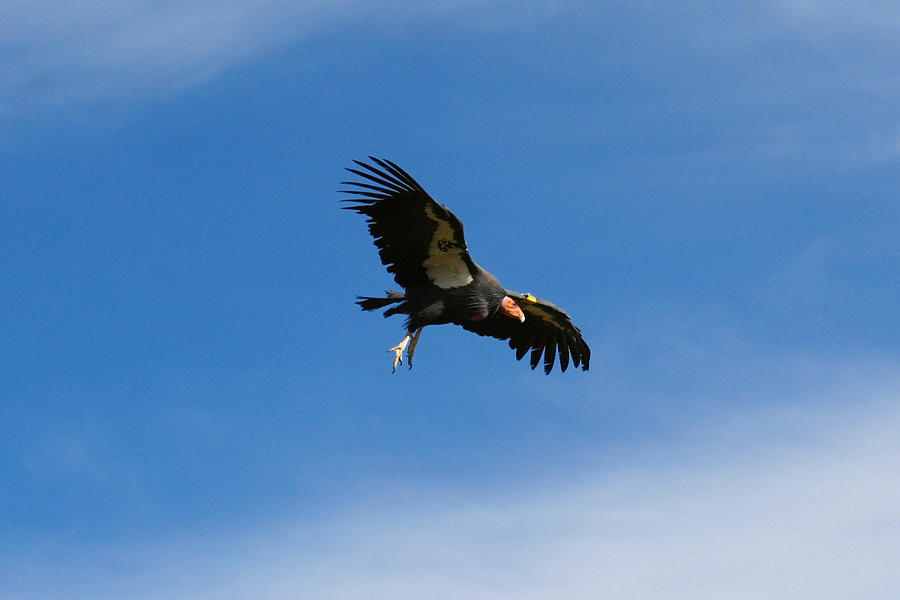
[406,327,424,369]
[387,331,414,372]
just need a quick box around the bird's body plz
[365,267,507,327]
[342,157,590,374]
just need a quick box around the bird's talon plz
[388,344,405,372]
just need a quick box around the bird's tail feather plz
[355,291,405,311]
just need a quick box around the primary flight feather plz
[342,157,590,374]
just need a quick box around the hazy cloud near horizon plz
[5,372,898,600]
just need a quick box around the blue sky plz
[2,1,899,597]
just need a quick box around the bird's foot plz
[387,332,412,372]
[406,327,423,370]
[388,345,405,371]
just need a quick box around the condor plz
[342,157,590,374]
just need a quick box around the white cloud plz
[0,0,334,111]
[3,0,899,129]
[0,0,539,114]
[6,381,899,600]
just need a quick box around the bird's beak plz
[501,296,526,322]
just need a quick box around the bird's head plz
[500,296,526,322]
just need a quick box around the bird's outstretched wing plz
[460,290,591,374]
[341,157,477,289]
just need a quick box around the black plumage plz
[342,157,590,374]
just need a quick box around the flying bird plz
[342,157,590,374]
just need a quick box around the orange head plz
[501,296,526,322]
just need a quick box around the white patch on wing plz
[422,204,473,289]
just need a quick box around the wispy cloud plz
[776,0,900,37]
[5,373,898,599]
[0,0,336,111]
[0,0,535,114]
[4,0,900,144]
